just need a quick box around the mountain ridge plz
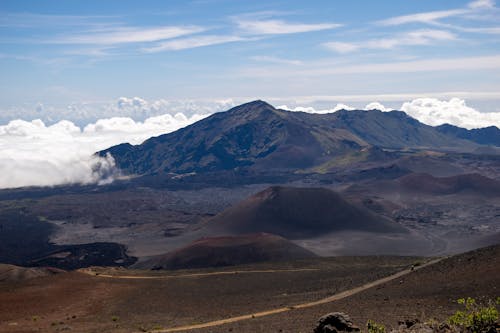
[99,100,493,177]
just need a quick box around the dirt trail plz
[149,257,444,332]
[78,268,320,280]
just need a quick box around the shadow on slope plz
[203,186,406,239]
[134,233,317,270]
[397,173,500,196]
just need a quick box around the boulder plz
[314,312,360,333]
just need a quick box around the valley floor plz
[1,246,498,333]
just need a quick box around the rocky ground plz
[0,256,418,333]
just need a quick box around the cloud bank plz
[400,98,500,128]
[0,112,209,189]
[0,97,236,126]
[279,98,500,129]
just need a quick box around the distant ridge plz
[397,173,500,196]
[436,124,500,146]
[99,100,485,176]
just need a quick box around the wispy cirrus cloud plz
[324,29,456,53]
[468,0,496,9]
[143,35,249,52]
[240,55,500,77]
[377,9,467,26]
[377,0,497,27]
[250,55,302,65]
[0,12,118,28]
[236,19,341,35]
[50,25,206,45]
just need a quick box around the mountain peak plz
[99,100,485,176]
[240,100,275,108]
[226,100,276,115]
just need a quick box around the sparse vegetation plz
[412,260,423,267]
[447,297,499,333]
[111,315,119,322]
[367,320,386,333]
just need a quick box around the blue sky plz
[1,0,500,121]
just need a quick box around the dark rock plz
[400,323,433,333]
[314,312,360,333]
[398,319,420,328]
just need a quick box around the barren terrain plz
[1,245,499,333]
[0,256,419,333]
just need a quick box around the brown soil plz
[0,264,64,283]
[1,245,497,333]
[187,244,500,333]
[205,186,405,239]
[134,233,316,270]
[397,173,500,195]
[0,256,417,333]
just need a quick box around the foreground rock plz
[314,314,500,333]
[314,312,360,333]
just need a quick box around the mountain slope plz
[100,100,367,175]
[203,186,406,239]
[99,100,482,176]
[134,233,316,270]
[327,109,473,149]
[436,124,500,146]
[0,264,64,283]
[397,172,500,195]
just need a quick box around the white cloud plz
[143,35,247,52]
[401,97,500,129]
[460,26,500,34]
[266,92,500,105]
[236,19,340,35]
[325,29,456,53]
[281,98,500,129]
[50,25,206,45]
[378,1,496,27]
[323,42,360,54]
[0,111,209,189]
[278,103,354,114]
[117,96,148,109]
[468,0,496,9]
[365,102,393,112]
[241,55,500,77]
[250,55,303,65]
[377,9,467,26]
[0,97,238,126]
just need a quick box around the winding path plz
[78,268,320,279]
[153,258,444,332]
[80,257,443,332]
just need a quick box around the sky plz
[1,0,500,188]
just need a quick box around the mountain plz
[100,100,368,175]
[397,173,500,196]
[436,124,500,146]
[0,264,64,283]
[134,233,316,270]
[203,186,406,239]
[327,109,468,149]
[99,100,481,177]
